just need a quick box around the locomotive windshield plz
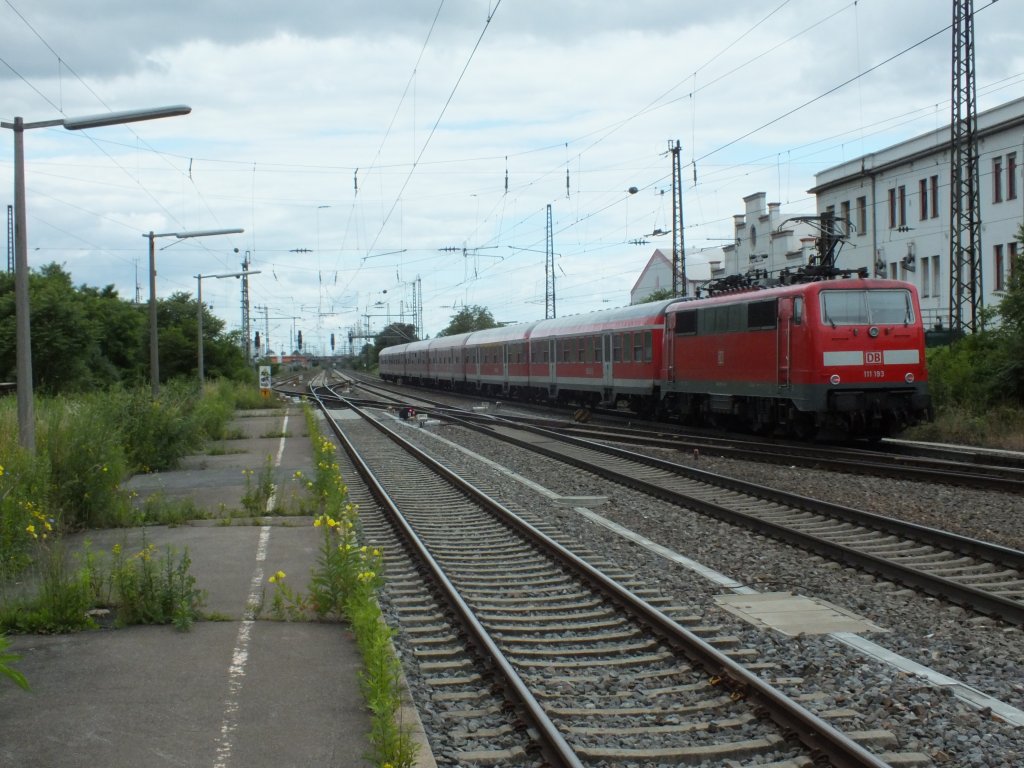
[820,289,914,326]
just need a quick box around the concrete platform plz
[0,405,399,768]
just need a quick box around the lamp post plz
[2,104,192,451]
[145,228,244,397]
[196,269,261,383]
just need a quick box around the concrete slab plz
[714,591,887,636]
[0,621,370,768]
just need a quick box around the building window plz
[930,175,939,218]
[840,200,851,234]
[919,178,928,221]
[898,185,906,228]
[995,244,1005,292]
[888,189,897,229]
[993,156,1003,203]
[1008,153,1018,201]
[932,254,941,298]
[920,256,930,296]
[856,196,867,235]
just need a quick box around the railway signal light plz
[297,330,303,350]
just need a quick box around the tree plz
[373,323,417,356]
[0,264,114,393]
[436,305,497,337]
[155,292,248,383]
[637,288,676,303]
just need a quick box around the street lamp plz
[2,104,192,452]
[144,228,244,397]
[196,269,261,383]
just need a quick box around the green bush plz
[115,380,205,472]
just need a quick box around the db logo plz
[865,351,883,364]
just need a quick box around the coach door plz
[777,298,793,389]
[602,333,614,389]
[502,344,510,394]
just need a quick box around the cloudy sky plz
[2,0,1023,354]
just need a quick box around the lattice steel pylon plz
[241,251,252,362]
[950,0,982,335]
[545,204,556,319]
[669,140,686,296]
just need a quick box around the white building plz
[712,192,818,281]
[629,248,713,304]
[810,95,1024,329]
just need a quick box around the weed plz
[267,571,309,621]
[0,634,28,691]
[240,455,275,516]
[136,493,208,526]
[109,540,205,630]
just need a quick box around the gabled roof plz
[629,249,673,294]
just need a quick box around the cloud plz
[2,0,1023,348]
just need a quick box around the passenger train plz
[378,276,932,439]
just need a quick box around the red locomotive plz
[379,276,931,440]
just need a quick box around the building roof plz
[809,95,1024,193]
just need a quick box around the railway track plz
[422,409,1024,627]
[340,371,1024,493]
[309,383,906,767]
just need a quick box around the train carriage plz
[662,277,930,437]
[528,300,676,412]
[427,334,472,390]
[463,322,539,396]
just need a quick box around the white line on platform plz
[266,412,290,512]
[212,525,271,768]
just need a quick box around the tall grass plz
[0,379,245,575]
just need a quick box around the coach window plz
[612,335,622,362]
[577,338,586,362]
[593,336,602,362]
[632,333,644,361]
[622,332,632,363]
[642,331,652,362]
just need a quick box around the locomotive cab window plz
[820,289,914,326]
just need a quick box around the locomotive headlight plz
[829,374,841,385]
[905,373,915,383]
[868,326,880,338]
